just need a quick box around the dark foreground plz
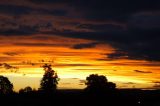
[1,89,160,106]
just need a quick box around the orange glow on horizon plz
[0,34,160,91]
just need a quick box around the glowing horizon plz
[0,0,160,92]
[0,34,160,91]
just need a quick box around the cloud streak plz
[133,70,152,74]
[72,42,99,49]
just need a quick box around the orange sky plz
[0,34,160,91]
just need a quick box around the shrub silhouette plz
[19,86,33,93]
[39,64,59,92]
[85,74,116,93]
[0,75,13,94]
[106,82,116,90]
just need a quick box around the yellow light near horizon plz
[0,34,160,91]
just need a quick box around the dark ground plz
[1,89,160,106]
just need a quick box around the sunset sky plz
[0,0,160,91]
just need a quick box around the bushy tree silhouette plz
[106,82,116,90]
[85,74,116,93]
[39,64,59,92]
[19,86,32,93]
[0,75,13,94]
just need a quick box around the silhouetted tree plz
[85,74,116,93]
[106,82,116,90]
[0,75,13,94]
[39,64,59,92]
[19,86,32,93]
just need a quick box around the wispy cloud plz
[134,70,152,74]
[0,63,19,72]
[3,52,19,56]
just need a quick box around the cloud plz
[72,42,99,49]
[152,81,160,88]
[70,0,160,21]
[3,52,19,56]
[29,0,70,4]
[14,42,68,47]
[2,63,14,69]
[153,81,160,84]
[107,51,129,60]
[79,79,86,83]
[0,0,160,62]
[77,23,125,32]
[61,82,71,85]
[54,63,95,67]
[133,70,152,73]
[101,61,160,67]
[29,0,160,21]
[51,12,160,61]
[0,4,32,15]
[153,84,160,88]
[0,4,67,16]
[123,82,136,84]
[0,20,55,35]
[74,69,104,71]
[0,63,19,72]
[0,26,36,35]
[0,56,21,62]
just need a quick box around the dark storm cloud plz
[133,70,152,74]
[45,9,67,16]
[29,0,160,20]
[52,12,160,61]
[27,0,160,24]
[0,21,55,35]
[0,25,37,35]
[29,0,67,3]
[0,4,67,16]
[0,3,66,35]
[0,5,32,15]
[70,0,160,22]
[77,23,125,32]
[101,61,160,67]
[72,42,99,49]
[0,0,160,61]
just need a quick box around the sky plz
[0,0,160,91]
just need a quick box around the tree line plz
[0,64,116,94]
